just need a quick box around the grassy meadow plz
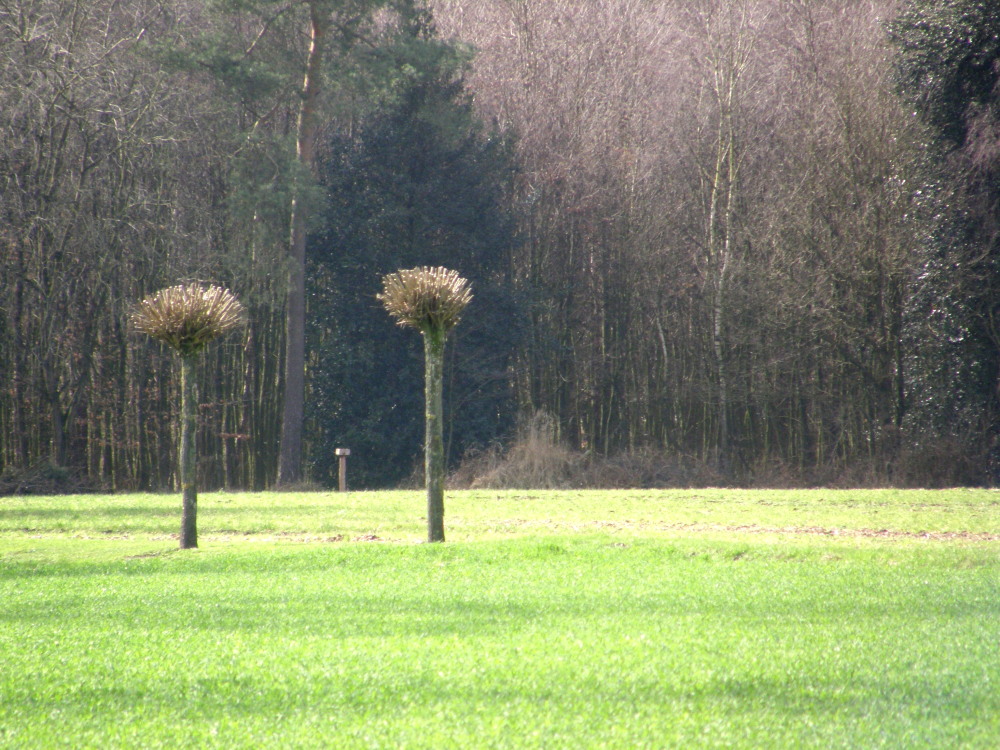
[1,488,999,748]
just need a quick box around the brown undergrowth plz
[449,413,992,490]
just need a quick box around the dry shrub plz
[0,461,94,496]
[451,418,993,490]
[745,437,990,489]
[578,448,724,489]
[449,413,724,490]
[456,412,582,489]
[892,439,987,488]
[744,457,880,489]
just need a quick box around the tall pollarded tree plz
[132,284,246,549]
[379,267,472,542]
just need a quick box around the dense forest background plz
[2,0,999,492]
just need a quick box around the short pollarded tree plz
[132,284,245,549]
[378,267,472,542]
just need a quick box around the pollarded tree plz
[132,284,246,548]
[379,267,472,542]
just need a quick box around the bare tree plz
[432,0,927,482]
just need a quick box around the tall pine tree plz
[307,20,520,487]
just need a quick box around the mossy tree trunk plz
[379,266,470,542]
[180,355,198,549]
[424,328,446,543]
[132,283,243,546]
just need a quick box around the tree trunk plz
[180,355,198,549]
[278,2,330,486]
[10,248,29,469]
[424,329,446,543]
[712,256,730,471]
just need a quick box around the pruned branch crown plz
[132,283,246,357]
[378,267,473,334]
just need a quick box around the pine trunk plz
[278,2,330,486]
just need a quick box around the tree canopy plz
[2,0,999,491]
[306,40,520,487]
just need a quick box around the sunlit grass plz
[1,490,998,748]
[3,488,999,544]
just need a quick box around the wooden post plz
[335,448,350,492]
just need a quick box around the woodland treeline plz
[2,0,999,491]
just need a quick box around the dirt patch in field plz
[493,518,1000,542]
[201,531,388,544]
[712,523,1000,541]
[25,524,998,545]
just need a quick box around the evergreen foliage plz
[891,0,1000,473]
[890,1,1000,148]
[306,36,520,488]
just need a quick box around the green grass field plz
[2,489,999,748]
